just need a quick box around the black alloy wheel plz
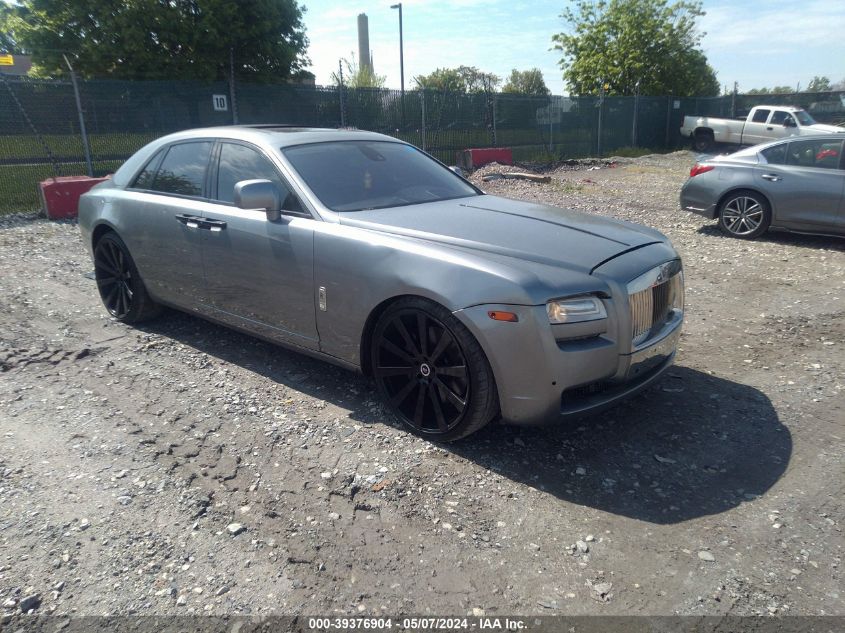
[93,232,161,323]
[371,297,498,441]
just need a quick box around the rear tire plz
[370,297,498,442]
[93,232,162,323]
[693,131,714,152]
[717,190,771,239]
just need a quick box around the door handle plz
[202,219,227,231]
[766,126,773,130]
[761,174,782,182]
[175,215,227,231]
[175,214,203,228]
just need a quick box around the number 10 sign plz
[212,94,229,112]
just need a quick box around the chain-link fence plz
[2,72,844,215]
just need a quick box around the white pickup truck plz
[680,105,844,152]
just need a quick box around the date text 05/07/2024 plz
[307,617,528,631]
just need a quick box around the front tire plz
[717,190,771,239]
[371,297,498,442]
[93,232,162,323]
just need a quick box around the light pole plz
[390,2,404,127]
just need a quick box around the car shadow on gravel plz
[136,313,790,526]
[450,365,791,524]
[697,224,845,250]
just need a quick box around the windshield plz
[794,110,816,125]
[282,141,479,212]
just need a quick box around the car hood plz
[338,195,664,273]
[808,123,845,133]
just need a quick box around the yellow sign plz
[0,54,14,66]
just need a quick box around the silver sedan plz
[680,134,845,239]
[79,126,684,441]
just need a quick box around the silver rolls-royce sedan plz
[78,126,684,441]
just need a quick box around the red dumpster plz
[456,147,513,171]
[39,176,110,220]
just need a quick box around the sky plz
[300,0,845,95]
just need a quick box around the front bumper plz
[453,302,682,426]
[559,313,681,417]
[453,248,684,426]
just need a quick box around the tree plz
[502,68,550,95]
[0,3,29,54]
[14,0,309,82]
[460,67,500,94]
[414,66,500,93]
[552,0,719,97]
[747,86,793,95]
[331,53,386,89]
[414,68,466,92]
[806,76,832,92]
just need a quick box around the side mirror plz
[449,165,465,177]
[234,179,282,222]
[783,118,796,128]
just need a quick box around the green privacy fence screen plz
[2,72,843,214]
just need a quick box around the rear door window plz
[132,149,164,189]
[751,109,770,123]
[150,141,213,197]
[760,143,787,165]
[786,139,844,170]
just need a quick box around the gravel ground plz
[0,150,843,621]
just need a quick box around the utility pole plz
[421,92,426,151]
[63,54,93,177]
[390,3,405,128]
[229,48,238,125]
[731,81,738,118]
[597,80,605,157]
[338,59,346,127]
[632,80,640,147]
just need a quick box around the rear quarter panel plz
[681,161,768,219]
[682,116,744,143]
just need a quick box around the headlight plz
[547,295,607,324]
[672,270,685,310]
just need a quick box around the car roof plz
[154,125,399,148]
[757,133,845,148]
[707,133,845,164]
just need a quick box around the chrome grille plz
[628,261,683,347]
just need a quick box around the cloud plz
[699,0,845,89]
[700,2,843,50]
[320,6,362,21]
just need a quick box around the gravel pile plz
[0,150,842,621]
